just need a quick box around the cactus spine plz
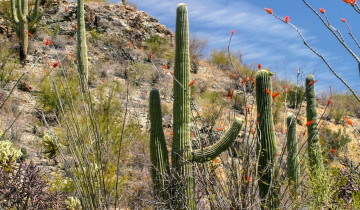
[76,0,89,88]
[149,4,243,209]
[255,69,279,209]
[286,113,300,195]
[305,74,324,175]
[10,0,40,62]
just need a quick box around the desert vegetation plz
[0,0,359,209]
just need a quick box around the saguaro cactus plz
[76,0,89,87]
[305,74,324,175]
[10,0,40,62]
[149,4,243,209]
[286,113,300,195]
[255,69,279,209]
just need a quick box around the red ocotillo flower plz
[217,128,223,131]
[241,77,249,84]
[266,88,271,95]
[341,18,346,22]
[258,63,262,69]
[251,129,255,134]
[231,30,235,34]
[231,90,235,99]
[149,53,153,60]
[188,80,196,87]
[162,65,168,69]
[306,120,314,126]
[191,133,194,138]
[284,16,290,23]
[44,38,50,46]
[281,129,285,134]
[319,8,325,14]
[24,30,33,37]
[272,91,280,98]
[169,132,174,135]
[308,80,318,86]
[231,74,237,78]
[74,24,78,30]
[327,100,333,105]
[65,5,69,12]
[265,8,273,14]
[53,62,59,68]
[128,40,132,48]
[251,77,256,85]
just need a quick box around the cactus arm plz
[149,89,171,204]
[305,74,324,175]
[192,118,243,163]
[29,0,40,22]
[256,69,279,209]
[76,0,89,85]
[10,0,19,24]
[286,113,300,195]
[16,0,25,22]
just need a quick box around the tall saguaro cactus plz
[76,0,89,88]
[10,0,40,62]
[305,74,324,176]
[255,69,279,209]
[286,113,300,195]
[149,4,243,209]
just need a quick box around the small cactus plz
[255,69,279,209]
[305,74,324,176]
[286,113,300,195]
[10,0,40,62]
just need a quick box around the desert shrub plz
[0,45,19,88]
[287,87,304,108]
[0,163,65,209]
[0,140,22,170]
[189,35,208,73]
[329,106,348,124]
[209,48,242,71]
[127,61,157,85]
[143,35,171,59]
[320,128,351,157]
[42,133,58,163]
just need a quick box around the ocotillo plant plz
[76,0,89,88]
[255,69,279,209]
[286,113,300,195]
[10,0,40,62]
[305,74,324,176]
[149,4,243,209]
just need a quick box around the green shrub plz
[143,35,171,59]
[0,45,19,88]
[288,87,304,108]
[319,127,351,157]
[42,133,58,163]
[329,106,347,124]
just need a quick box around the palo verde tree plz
[10,0,40,62]
[149,3,243,209]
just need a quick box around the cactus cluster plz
[286,113,300,195]
[10,0,40,62]
[149,4,243,209]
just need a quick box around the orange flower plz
[258,63,262,69]
[343,0,351,3]
[53,62,59,68]
[188,80,196,87]
[64,5,68,12]
[241,77,249,84]
[162,65,168,69]
[44,38,50,46]
[351,0,357,5]
[101,80,104,83]
[226,92,230,99]
[24,30,33,37]
[217,128,223,131]
[266,88,271,95]
[281,129,284,134]
[347,120,353,126]
[319,8,325,14]
[149,53,153,60]
[308,80,318,86]
[251,129,255,134]
[191,132,194,138]
[265,8,273,14]
[251,77,256,85]
[341,18,346,22]
[170,132,174,135]
[128,40,132,48]
[284,16,290,23]
[272,91,280,98]
[232,74,237,78]
[231,90,235,99]
[74,24,78,30]
[330,148,337,153]
[306,120,314,126]
[231,30,235,34]
[247,177,252,182]
[214,159,220,163]
[327,100,332,105]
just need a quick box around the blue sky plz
[129,0,360,93]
